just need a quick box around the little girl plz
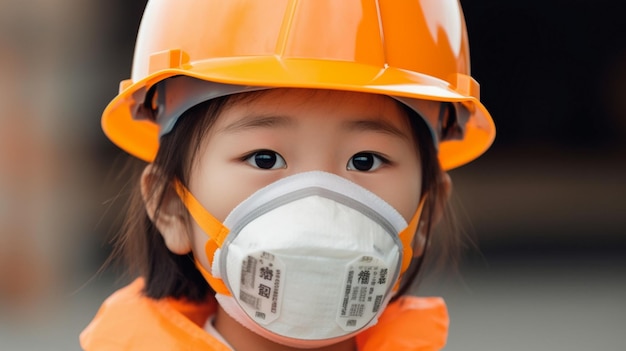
[81,1,495,350]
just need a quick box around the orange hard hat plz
[102,0,495,170]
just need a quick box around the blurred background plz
[0,0,624,350]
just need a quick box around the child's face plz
[186,88,423,266]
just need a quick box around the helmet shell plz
[103,0,495,170]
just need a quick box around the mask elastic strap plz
[173,179,231,295]
[398,195,428,275]
[194,259,230,296]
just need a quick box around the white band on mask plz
[211,171,408,348]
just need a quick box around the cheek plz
[354,166,422,223]
[190,146,256,221]
[378,155,423,222]
[198,173,250,221]
[386,160,423,222]
[381,176,422,222]
[187,168,267,269]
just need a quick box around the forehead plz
[218,88,412,127]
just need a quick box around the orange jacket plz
[80,278,448,351]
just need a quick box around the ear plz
[140,164,192,255]
[413,171,453,257]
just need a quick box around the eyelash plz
[347,152,390,172]
[242,150,287,170]
[242,150,390,172]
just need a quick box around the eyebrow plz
[341,118,410,140]
[220,113,409,140]
[219,114,294,133]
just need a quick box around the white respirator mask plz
[174,171,424,348]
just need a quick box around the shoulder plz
[80,278,227,351]
[357,296,449,351]
[80,278,169,350]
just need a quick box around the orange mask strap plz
[173,179,231,295]
[175,179,426,296]
[395,195,427,290]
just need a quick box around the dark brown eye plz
[246,150,286,170]
[347,152,385,172]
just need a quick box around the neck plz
[213,305,357,351]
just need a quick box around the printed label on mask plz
[237,251,285,325]
[337,255,391,331]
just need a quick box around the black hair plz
[112,89,451,302]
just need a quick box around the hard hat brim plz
[103,56,495,170]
